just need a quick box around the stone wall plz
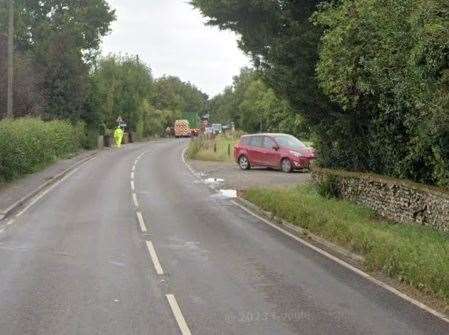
[312,168,449,232]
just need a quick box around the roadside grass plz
[186,133,241,162]
[244,184,449,306]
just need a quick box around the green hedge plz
[0,118,83,182]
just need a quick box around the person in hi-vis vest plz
[114,126,124,148]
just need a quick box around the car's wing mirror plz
[273,145,280,151]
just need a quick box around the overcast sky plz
[101,0,251,97]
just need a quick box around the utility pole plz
[7,0,14,118]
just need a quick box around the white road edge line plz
[182,145,449,323]
[146,241,164,275]
[131,180,135,191]
[132,193,139,208]
[166,294,192,335]
[136,211,147,233]
[181,147,198,177]
[15,163,87,217]
[231,200,449,324]
[131,172,135,180]
[132,165,136,172]
[181,147,449,323]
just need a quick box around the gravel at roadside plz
[188,159,310,190]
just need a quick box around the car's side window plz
[263,137,276,149]
[240,137,249,145]
[249,136,263,147]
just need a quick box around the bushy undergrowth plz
[245,184,449,305]
[0,118,83,181]
[316,174,341,199]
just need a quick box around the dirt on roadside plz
[189,160,311,191]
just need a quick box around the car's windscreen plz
[274,135,306,150]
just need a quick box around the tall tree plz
[88,55,153,132]
[209,68,310,137]
[193,0,449,187]
[0,33,45,118]
[314,0,449,185]
[191,0,334,126]
[0,0,115,120]
[152,76,208,128]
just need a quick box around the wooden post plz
[6,0,14,118]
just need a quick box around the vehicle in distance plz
[234,133,316,172]
[212,123,222,135]
[190,128,200,137]
[174,120,191,138]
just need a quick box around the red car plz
[234,133,316,172]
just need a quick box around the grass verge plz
[187,133,314,163]
[244,184,449,307]
[186,133,241,162]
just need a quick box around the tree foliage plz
[314,0,449,185]
[88,55,153,133]
[152,76,208,128]
[209,68,310,137]
[0,35,45,117]
[88,56,209,138]
[191,0,333,126]
[193,0,449,187]
[0,0,115,121]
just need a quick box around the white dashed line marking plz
[131,180,135,191]
[136,211,147,233]
[132,193,139,208]
[131,172,135,180]
[146,241,164,275]
[166,294,192,335]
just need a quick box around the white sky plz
[101,0,251,97]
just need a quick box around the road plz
[0,140,448,335]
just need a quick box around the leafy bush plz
[135,101,176,140]
[314,0,449,187]
[0,118,83,181]
[186,137,206,160]
[316,174,341,199]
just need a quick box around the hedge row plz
[0,118,84,182]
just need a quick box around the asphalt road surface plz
[0,140,448,335]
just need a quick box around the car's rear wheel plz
[238,155,251,170]
[281,158,293,173]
